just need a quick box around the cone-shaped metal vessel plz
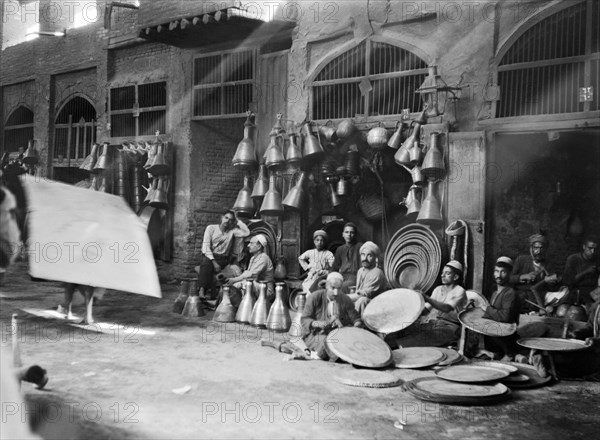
[421,132,445,180]
[236,279,256,323]
[214,286,236,322]
[250,282,269,328]
[182,295,205,318]
[302,122,324,162]
[266,283,292,332]
[337,177,349,196]
[394,142,412,166]
[232,113,257,169]
[264,129,285,170]
[405,185,422,219]
[282,171,306,211]
[285,132,302,164]
[410,165,425,186]
[80,143,99,171]
[233,175,254,218]
[143,141,156,170]
[396,109,426,161]
[330,183,342,207]
[144,178,158,203]
[408,140,422,165]
[148,143,170,176]
[92,143,111,174]
[260,173,283,216]
[387,121,403,150]
[417,180,443,224]
[22,141,39,165]
[251,164,269,200]
[274,257,287,281]
[150,177,169,209]
[288,291,306,339]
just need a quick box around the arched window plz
[3,106,34,153]
[310,40,428,120]
[54,96,97,161]
[495,0,599,117]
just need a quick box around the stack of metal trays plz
[384,224,444,293]
[403,377,511,405]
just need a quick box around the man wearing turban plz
[348,241,387,315]
[225,234,274,307]
[301,272,364,360]
[298,230,335,295]
[509,233,560,312]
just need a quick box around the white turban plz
[253,234,268,249]
[360,241,381,258]
[326,272,344,285]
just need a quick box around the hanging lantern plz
[416,64,461,118]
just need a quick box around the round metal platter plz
[458,308,517,337]
[403,377,511,405]
[334,370,403,388]
[435,365,510,383]
[517,337,591,352]
[435,348,464,366]
[392,347,446,369]
[325,327,393,368]
[362,289,425,334]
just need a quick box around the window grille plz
[109,81,167,137]
[192,50,255,118]
[496,0,599,117]
[3,106,34,153]
[54,96,97,161]
[310,41,427,120]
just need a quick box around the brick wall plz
[185,118,245,272]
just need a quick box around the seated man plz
[562,236,599,307]
[347,241,386,315]
[510,234,560,312]
[331,222,363,292]
[224,234,274,308]
[298,230,335,295]
[482,256,520,361]
[421,260,467,328]
[301,272,363,360]
[393,261,467,349]
[196,209,250,299]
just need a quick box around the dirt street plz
[1,261,600,440]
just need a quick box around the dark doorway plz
[486,130,600,292]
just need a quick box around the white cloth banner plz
[23,177,161,298]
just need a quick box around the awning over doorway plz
[137,6,295,48]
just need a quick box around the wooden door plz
[446,132,487,292]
